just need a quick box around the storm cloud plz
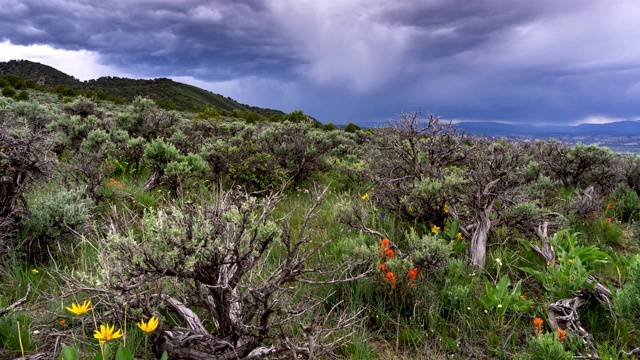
[1,0,640,125]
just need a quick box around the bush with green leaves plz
[101,187,363,358]
[20,187,92,258]
[142,137,209,193]
[65,96,96,118]
[437,257,475,315]
[537,141,623,193]
[228,151,286,192]
[10,100,56,132]
[47,114,101,150]
[610,183,640,222]
[115,97,180,141]
[520,229,610,300]
[517,332,572,360]
[14,90,29,101]
[2,86,16,98]
[255,122,332,183]
[614,256,640,330]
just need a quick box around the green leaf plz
[520,266,547,284]
[59,345,79,360]
[115,345,134,360]
[93,343,113,360]
[160,351,168,360]
[495,276,510,299]
[479,295,496,310]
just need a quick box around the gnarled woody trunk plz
[469,205,493,268]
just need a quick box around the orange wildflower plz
[556,328,567,342]
[59,319,66,325]
[380,238,390,248]
[606,218,612,223]
[607,203,613,210]
[385,272,397,288]
[379,263,388,273]
[533,318,544,335]
[408,268,419,282]
[384,248,395,258]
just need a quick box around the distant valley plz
[456,121,640,154]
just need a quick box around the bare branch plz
[0,284,31,317]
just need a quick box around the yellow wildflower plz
[66,300,92,316]
[31,269,39,274]
[520,295,526,301]
[137,316,159,334]
[94,323,123,342]
[557,257,562,262]
[443,203,449,213]
[568,259,573,265]
[456,232,463,240]
[361,192,369,201]
[431,225,440,234]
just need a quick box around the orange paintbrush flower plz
[384,248,395,258]
[385,272,397,288]
[408,268,419,281]
[533,317,544,335]
[556,328,567,342]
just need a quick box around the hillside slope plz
[0,59,284,117]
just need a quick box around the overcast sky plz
[1,0,640,126]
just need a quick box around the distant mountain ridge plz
[457,120,640,137]
[0,59,285,117]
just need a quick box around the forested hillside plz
[0,59,285,116]
[1,81,639,359]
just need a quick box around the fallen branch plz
[547,289,608,358]
[0,284,30,317]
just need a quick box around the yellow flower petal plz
[94,323,123,342]
[65,300,92,316]
[137,316,159,333]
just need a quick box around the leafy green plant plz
[20,186,93,259]
[614,256,640,331]
[479,276,532,316]
[611,184,640,222]
[2,85,16,98]
[0,312,33,355]
[517,332,572,360]
[228,152,285,192]
[595,342,631,360]
[58,343,167,360]
[14,90,29,101]
[520,229,610,300]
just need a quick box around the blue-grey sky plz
[1,0,640,126]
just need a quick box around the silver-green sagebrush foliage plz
[102,187,365,358]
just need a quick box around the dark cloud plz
[1,0,640,125]
[0,0,302,80]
